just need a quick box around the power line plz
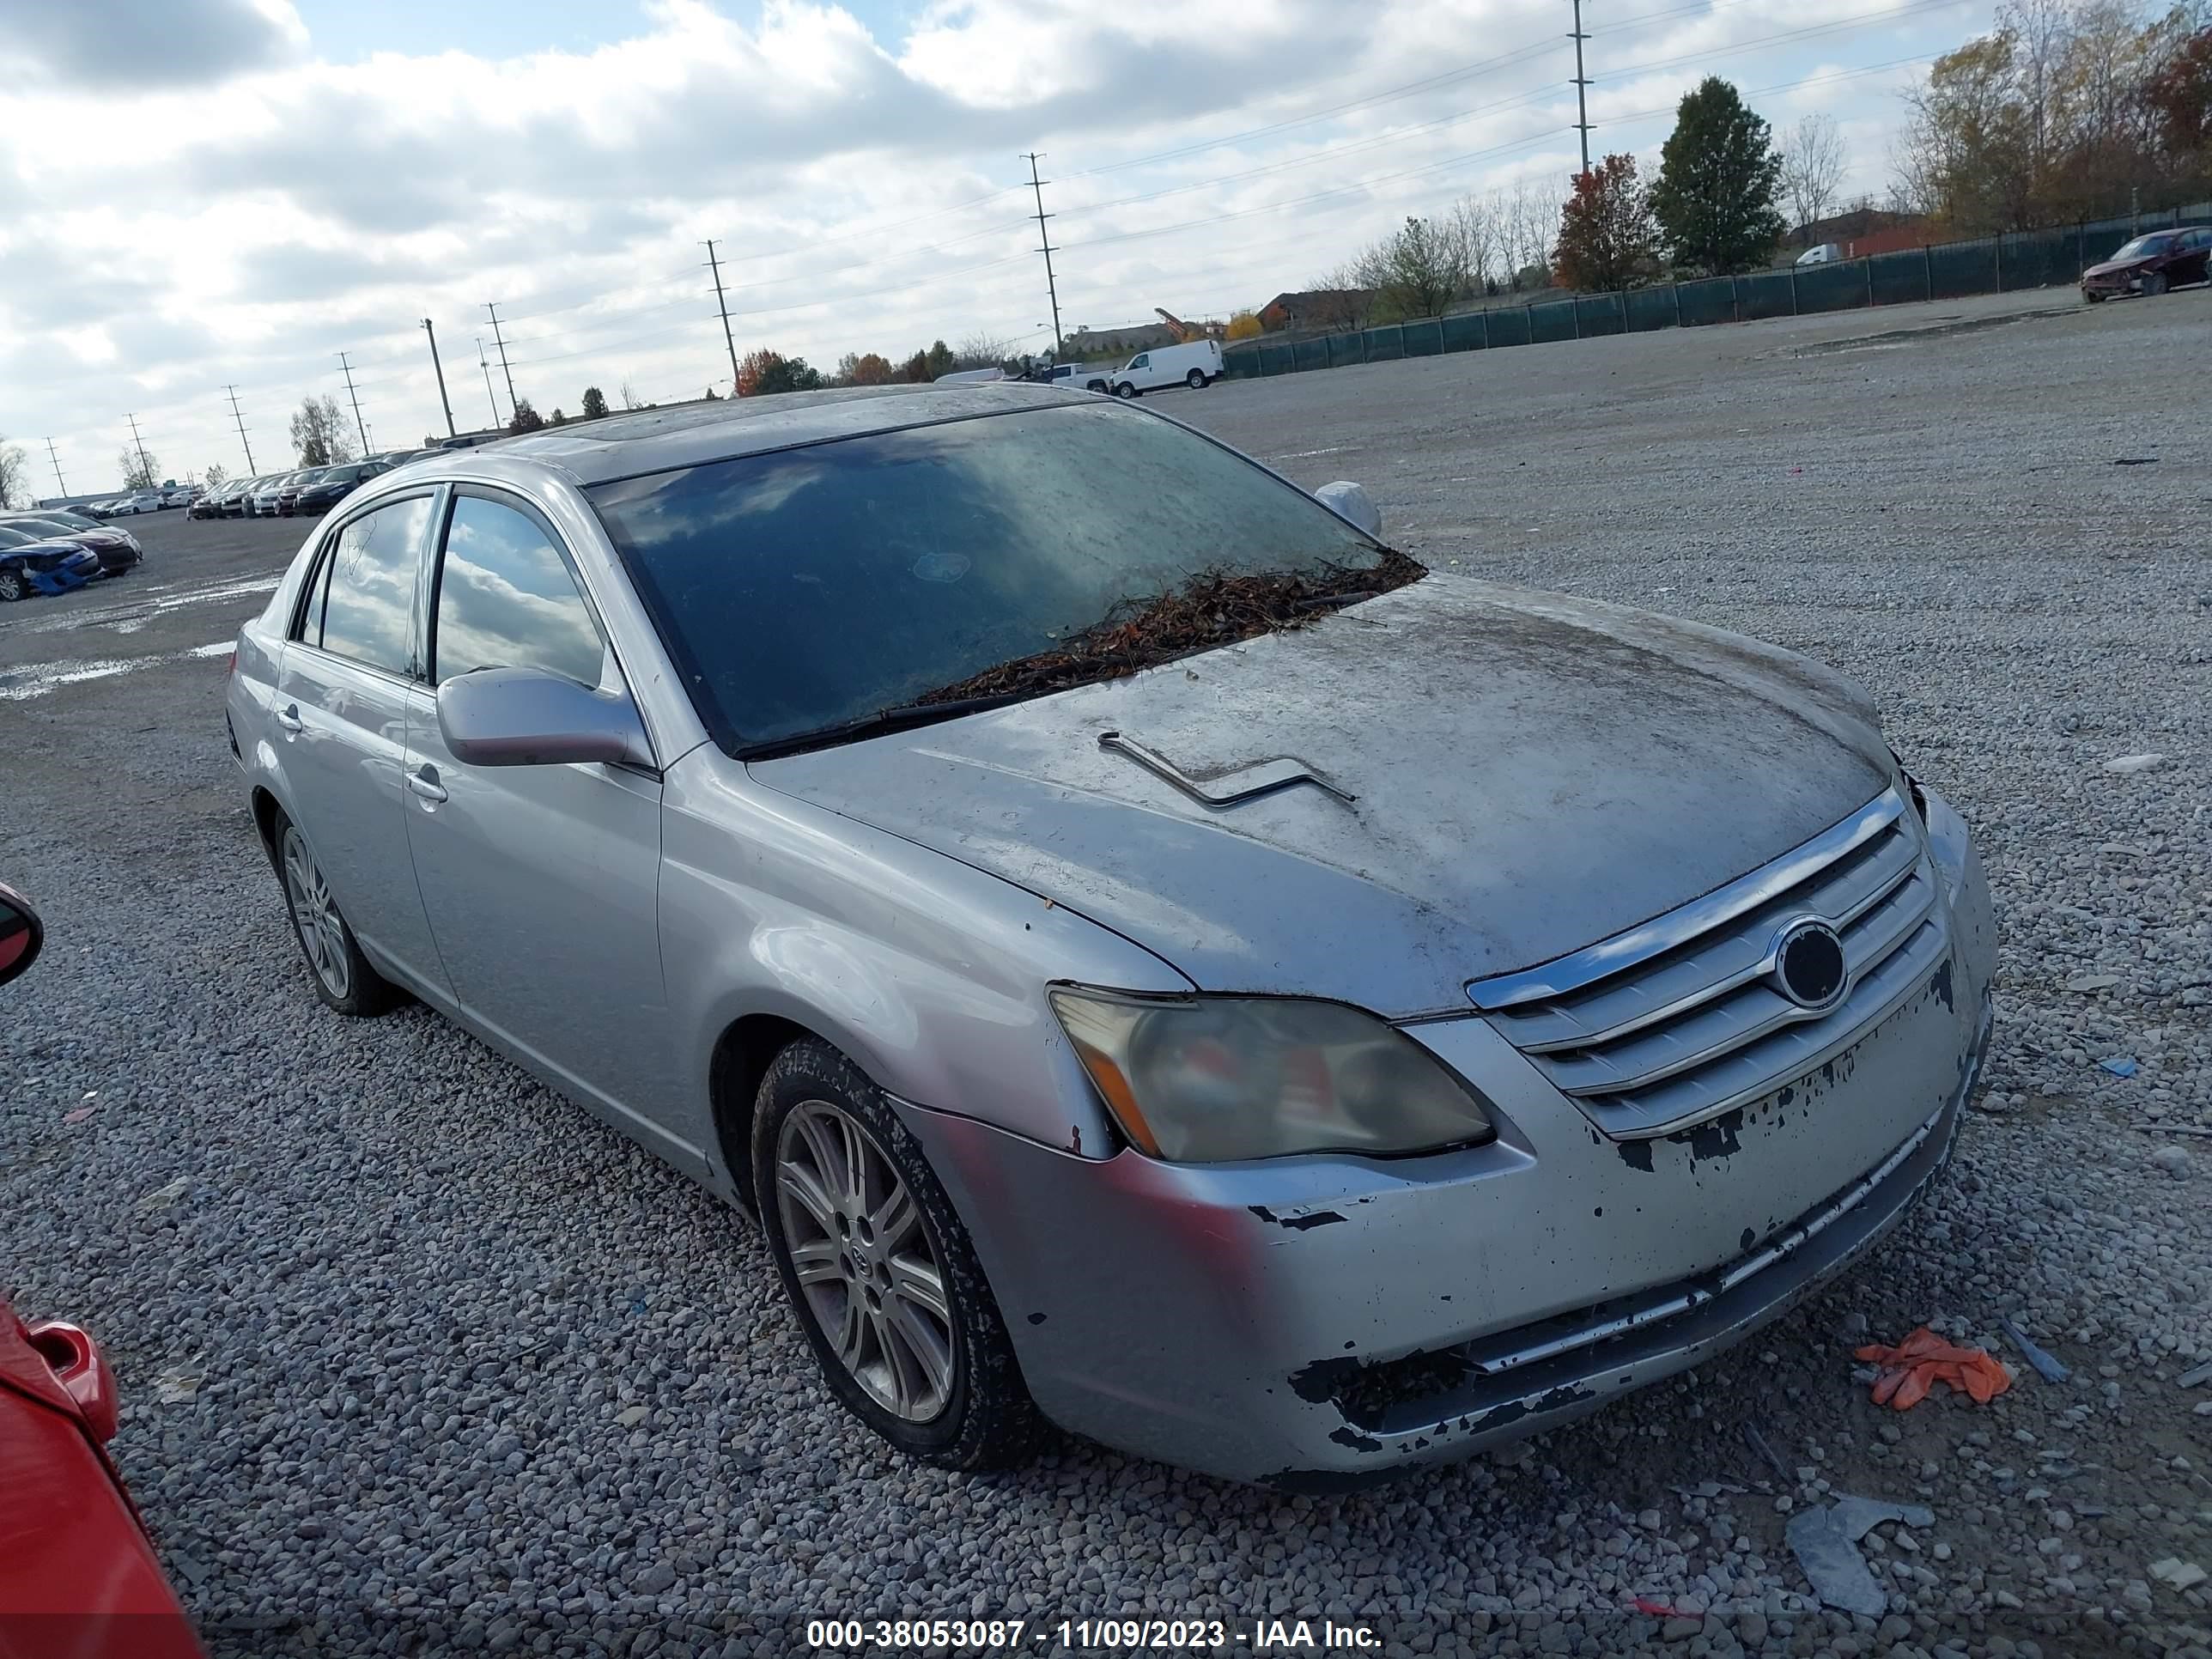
[1024,153,1064,359]
[702,239,741,396]
[422,319,456,439]
[124,414,152,485]
[1571,0,1594,175]
[475,336,502,428]
[483,302,520,413]
[223,386,256,472]
[337,353,369,457]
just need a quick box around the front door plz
[270,492,448,995]
[397,488,693,1167]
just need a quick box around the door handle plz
[405,765,447,803]
[275,704,303,733]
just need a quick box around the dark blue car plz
[0,525,105,602]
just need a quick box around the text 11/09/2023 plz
[803,1617,1382,1651]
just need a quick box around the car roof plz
[422,382,1096,488]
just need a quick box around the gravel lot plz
[3,286,2209,1659]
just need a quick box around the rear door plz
[398,487,692,1164]
[270,490,450,995]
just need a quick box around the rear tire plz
[269,806,400,1016]
[1186,368,1206,390]
[753,1038,1043,1471]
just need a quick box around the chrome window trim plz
[1467,787,1907,1011]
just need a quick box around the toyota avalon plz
[225,385,1996,1487]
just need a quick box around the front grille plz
[1468,789,1945,1138]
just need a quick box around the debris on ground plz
[2138,1122,2212,1137]
[2103,752,2167,774]
[2176,1359,2212,1389]
[2065,971,2122,992]
[2112,456,2160,465]
[62,1107,94,1125]
[1855,1326,2014,1408]
[1999,1316,2072,1383]
[911,550,1428,706]
[1631,1596,1698,1620]
[2150,1559,2208,1592]
[154,1370,203,1403]
[1744,1423,1790,1482]
[1786,1494,1936,1616]
[2100,1055,2141,1078]
[133,1174,191,1212]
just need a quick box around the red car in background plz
[2081,225,2212,300]
[0,883,204,1659]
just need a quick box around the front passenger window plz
[430,495,604,688]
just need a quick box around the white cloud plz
[0,0,1995,490]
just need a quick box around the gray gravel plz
[3,284,2209,1658]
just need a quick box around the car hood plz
[749,574,1895,1015]
[4,538,94,560]
[2084,256,2151,277]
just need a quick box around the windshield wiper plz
[738,691,1031,761]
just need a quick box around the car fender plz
[659,744,1194,1189]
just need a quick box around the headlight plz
[1048,988,1497,1163]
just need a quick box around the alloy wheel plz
[774,1099,955,1423]
[280,827,351,1000]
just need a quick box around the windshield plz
[589,401,1393,754]
[2112,234,2172,259]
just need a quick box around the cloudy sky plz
[0,0,1993,495]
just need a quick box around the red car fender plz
[0,1304,204,1659]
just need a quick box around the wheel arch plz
[709,1011,823,1212]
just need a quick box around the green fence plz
[1221,201,2212,382]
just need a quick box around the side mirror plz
[1315,480,1382,538]
[0,882,45,989]
[435,666,654,769]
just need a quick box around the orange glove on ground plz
[1854,1325,2014,1409]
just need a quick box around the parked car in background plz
[288,459,392,516]
[1046,363,1110,392]
[1796,242,1844,266]
[0,514,143,574]
[0,526,105,599]
[83,497,125,519]
[251,472,305,517]
[125,491,165,514]
[1108,338,1224,398]
[216,477,263,517]
[0,884,206,1659]
[275,469,330,517]
[158,484,196,508]
[9,509,104,535]
[190,487,226,519]
[2081,226,2211,301]
[226,384,1996,1487]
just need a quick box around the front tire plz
[270,807,399,1016]
[0,568,26,603]
[2141,270,2168,296]
[753,1038,1042,1470]
[1114,381,1138,399]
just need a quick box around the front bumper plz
[899,793,1998,1488]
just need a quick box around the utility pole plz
[224,385,256,472]
[483,302,519,416]
[125,414,152,486]
[1569,0,1593,176]
[702,239,743,396]
[1023,152,1065,360]
[475,336,501,426]
[336,352,370,457]
[422,319,457,438]
[44,438,66,496]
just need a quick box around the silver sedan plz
[227,384,1996,1488]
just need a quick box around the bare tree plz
[1451,193,1503,290]
[951,331,1016,370]
[1779,113,1849,244]
[619,379,643,410]
[0,436,27,509]
[1301,264,1378,331]
[1504,179,1562,288]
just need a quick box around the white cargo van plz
[1107,339,1223,398]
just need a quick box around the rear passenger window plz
[313,497,431,675]
[430,495,604,688]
